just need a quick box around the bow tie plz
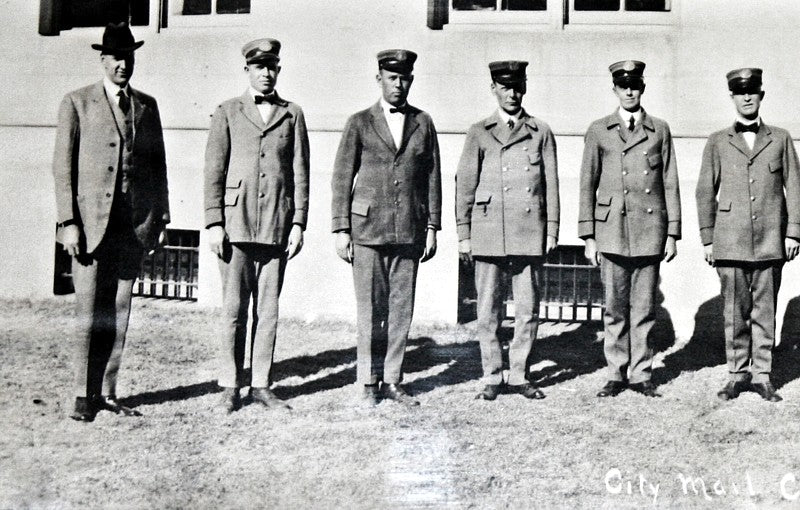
[254,94,276,105]
[389,105,407,114]
[735,122,759,134]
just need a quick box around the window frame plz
[164,0,250,28]
[568,0,676,26]
[449,0,559,27]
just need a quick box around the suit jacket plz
[331,101,441,246]
[52,82,170,253]
[455,111,559,257]
[204,91,310,246]
[695,122,800,262]
[578,110,681,257]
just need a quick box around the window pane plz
[574,0,619,10]
[625,0,668,11]
[504,0,546,10]
[217,0,250,14]
[453,0,496,11]
[182,0,211,15]
[62,0,149,27]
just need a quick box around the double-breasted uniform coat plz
[456,111,559,385]
[579,110,681,384]
[331,101,442,386]
[696,122,800,383]
[204,90,310,389]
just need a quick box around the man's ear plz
[640,83,646,95]
[759,90,766,100]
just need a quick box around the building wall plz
[2,0,800,340]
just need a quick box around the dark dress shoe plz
[70,397,96,422]
[629,381,661,398]
[250,387,291,410]
[597,380,625,397]
[218,387,241,414]
[751,382,782,402]
[508,383,546,400]
[716,381,747,401]
[361,384,380,407]
[475,384,503,401]
[96,395,142,416]
[382,384,420,406]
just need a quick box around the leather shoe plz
[509,383,545,400]
[96,395,142,416]
[382,384,420,406]
[70,397,96,422]
[250,387,291,410]
[597,380,625,397]
[629,381,661,398]
[716,381,747,401]
[218,387,241,414]
[751,382,782,402]
[475,384,503,401]
[360,384,380,407]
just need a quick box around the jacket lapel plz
[262,92,292,133]
[605,113,627,144]
[369,102,397,153]
[130,87,146,132]
[727,124,752,157]
[238,90,266,130]
[504,113,535,147]
[750,123,774,160]
[485,112,507,145]
[397,106,420,154]
[90,81,122,136]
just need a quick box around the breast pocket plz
[648,153,663,171]
[224,178,242,207]
[769,159,783,174]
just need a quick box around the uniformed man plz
[331,49,441,406]
[579,60,681,398]
[204,39,310,413]
[456,60,559,401]
[53,22,170,421]
[696,68,800,402]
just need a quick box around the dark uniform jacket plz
[695,122,800,262]
[331,102,442,246]
[53,81,170,253]
[578,110,681,257]
[455,111,559,257]
[204,91,310,246]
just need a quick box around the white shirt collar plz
[497,108,523,125]
[249,87,277,101]
[103,77,130,99]
[380,97,407,115]
[735,115,761,127]
[618,107,642,124]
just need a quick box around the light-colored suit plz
[456,111,560,385]
[331,101,441,385]
[204,91,310,389]
[52,81,169,399]
[696,121,800,383]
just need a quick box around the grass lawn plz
[1,297,800,509]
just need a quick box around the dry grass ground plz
[2,297,800,509]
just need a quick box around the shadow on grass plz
[527,322,605,388]
[774,295,800,389]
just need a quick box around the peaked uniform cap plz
[242,38,281,64]
[609,60,645,87]
[726,68,763,92]
[91,22,144,53]
[489,60,528,84]
[377,49,417,74]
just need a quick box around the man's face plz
[731,90,764,120]
[376,69,413,106]
[246,60,280,95]
[101,52,135,87]
[613,82,645,112]
[491,81,526,115]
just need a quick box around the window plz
[457,245,604,323]
[453,0,547,11]
[569,0,673,25]
[39,0,149,36]
[178,0,250,15]
[161,0,250,27]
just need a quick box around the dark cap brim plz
[92,41,144,53]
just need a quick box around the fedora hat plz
[91,22,144,53]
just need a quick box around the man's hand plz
[663,236,677,263]
[786,238,800,261]
[703,244,715,266]
[546,235,558,255]
[421,229,437,262]
[208,225,228,259]
[60,224,81,257]
[286,224,304,260]
[149,224,169,256]
[584,238,601,267]
[458,239,473,265]
[335,231,354,264]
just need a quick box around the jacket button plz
[503,186,509,192]
[260,173,266,177]
[647,208,653,213]
[644,170,649,175]
[642,151,647,155]
[524,166,529,171]
[622,151,626,156]
[645,188,651,194]
[394,180,399,186]
[621,209,626,215]
[260,153,265,157]
[749,178,755,183]
[750,196,756,201]
[752,214,757,220]
[522,146,528,151]
[394,161,400,166]
[525,207,531,213]
[259,192,265,198]
[622,171,628,176]
[108,166,114,172]
[624,189,629,194]
[109,142,116,147]
[526,187,531,192]
[106,192,112,197]
[502,166,508,172]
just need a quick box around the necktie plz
[389,105,407,114]
[507,119,515,130]
[117,90,130,115]
[628,116,635,132]
[254,94,276,105]
[735,122,759,134]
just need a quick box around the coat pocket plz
[351,198,370,217]
[594,195,611,221]
[528,153,541,165]
[769,159,783,173]
[648,153,663,169]
[474,191,492,217]
[717,200,732,212]
[224,178,241,207]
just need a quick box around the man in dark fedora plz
[204,39,309,414]
[331,49,441,406]
[53,22,170,421]
[578,60,681,399]
[696,68,800,402]
[456,60,559,401]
